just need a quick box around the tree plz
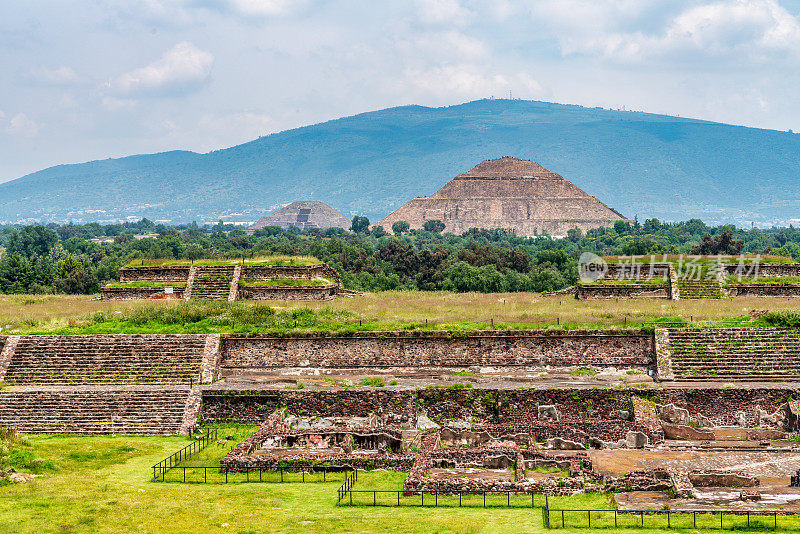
[642,218,661,234]
[392,221,410,236]
[567,227,582,243]
[371,225,388,238]
[350,216,370,234]
[690,229,744,255]
[184,244,205,262]
[56,268,98,294]
[423,220,445,233]
[57,255,80,279]
[6,225,58,258]
[613,220,631,236]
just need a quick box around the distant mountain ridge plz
[2,99,799,227]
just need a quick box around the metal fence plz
[336,472,543,509]
[153,464,351,484]
[151,428,218,481]
[544,505,800,531]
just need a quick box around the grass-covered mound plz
[124,255,321,268]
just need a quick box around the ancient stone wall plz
[727,284,800,297]
[724,263,800,277]
[237,285,338,301]
[201,390,417,426]
[576,284,670,300]
[119,266,191,282]
[100,287,186,301]
[219,331,653,370]
[201,387,797,441]
[241,264,340,283]
[595,263,671,280]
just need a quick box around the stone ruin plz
[248,200,351,233]
[375,157,628,237]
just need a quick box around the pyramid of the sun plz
[248,201,350,233]
[375,157,627,237]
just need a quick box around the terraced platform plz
[2,334,207,385]
[0,386,193,434]
[667,328,800,381]
[191,266,236,300]
[676,277,722,299]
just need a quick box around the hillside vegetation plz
[1,99,800,226]
[1,219,800,296]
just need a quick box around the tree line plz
[0,216,799,295]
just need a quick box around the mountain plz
[2,99,800,227]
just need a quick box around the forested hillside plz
[1,99,799,226]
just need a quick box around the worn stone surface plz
[220,331,654,370]
[661,423,716,441]
[375,157,627,237]
[100,287,186,301]
[248,201,351,233]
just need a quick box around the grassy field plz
[0,292,798,335]
[3,430,800,533]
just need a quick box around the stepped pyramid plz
[248,200,351,233]
[375,157,627,236]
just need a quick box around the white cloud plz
[110,42,214,97]
[414,0,471,26]
[399,30,488,61]
[102,96,137,111]
[402,64,545,101]
[6,113,38,138]
[28,66,81,85]
[553,0,800,64]
[195,0,309,17]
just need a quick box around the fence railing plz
[336,468,359,504]
[154,464,351,484]
[151,428,218,481]
[338,486,543,509]
[544,505,800,530]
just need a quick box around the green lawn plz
[4,430,800,532]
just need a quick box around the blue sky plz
[2,0,800,182]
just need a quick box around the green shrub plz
[360,377,385,387]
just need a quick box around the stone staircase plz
[668,328,800,381]
[191,266,236,300]
[0,387,191,434]
[676,277,722,299]
[2,335,207,385]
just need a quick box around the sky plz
[2,0,800,183]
